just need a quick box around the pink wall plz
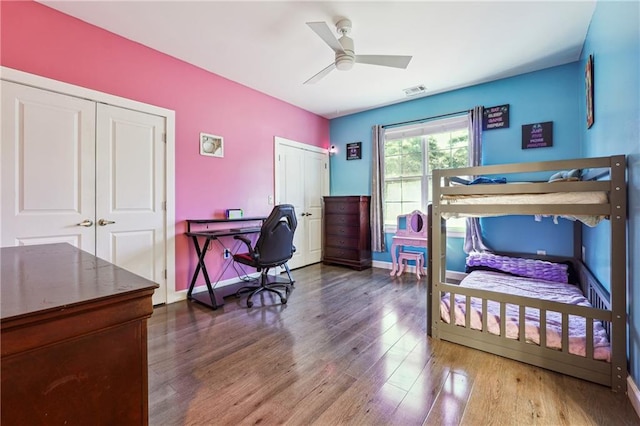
[1,1,330,292]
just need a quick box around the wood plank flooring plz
[148,264,638,425]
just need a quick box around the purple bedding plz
[440,270,611,362]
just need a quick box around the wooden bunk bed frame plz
[428,155,627,392]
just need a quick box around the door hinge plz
[162,133,166,143]
[164,269,167,279]
[162,201,167,210]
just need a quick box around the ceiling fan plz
[304,18,413,84]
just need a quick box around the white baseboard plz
[628,375,640,418]
[165,272,261,304]
[372,260,463,281]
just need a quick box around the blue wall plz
[330,63,582,268]
[580,0,640,388]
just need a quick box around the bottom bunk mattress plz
[440,270,611,361]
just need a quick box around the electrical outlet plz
[582,245,586,260]
[268,195,274,205]
[223,248,231,259]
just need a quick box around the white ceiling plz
[38,1,596,119]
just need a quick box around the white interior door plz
[1,81,96,249]
[275,137,328,270]
[95,104,166,305]
[278,143,305,269]
[1,80,168,306]
[303,151,325,264]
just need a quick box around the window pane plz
[401,178,421,202]
[385,155,402,178]
[385,139,402,156]
[385,181,402,202]
[385,202,403,225]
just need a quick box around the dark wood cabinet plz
[1,243,158,425]
[323,196,371,270]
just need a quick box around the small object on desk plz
[226,209,243,219]
[390,210,428,279]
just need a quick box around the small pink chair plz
[390,210,428,279]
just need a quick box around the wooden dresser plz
[323,195,371,270]
[1,243,158,425]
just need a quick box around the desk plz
[185,217,265,309]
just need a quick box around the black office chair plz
[233,204,297,308]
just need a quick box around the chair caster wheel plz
[247,300,253,308]
[281,298,287,305]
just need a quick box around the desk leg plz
[390,242,399,276]
[187,237,219,310]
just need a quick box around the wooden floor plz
[148,264,638,425]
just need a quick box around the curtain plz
[464,106,492,253]
[371,125,386,252]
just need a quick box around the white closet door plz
[95,104,166,305]
[276,138,328,269]
[1,81,96,249]
[303,150,325,264]
[278,143,306,269]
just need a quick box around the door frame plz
[1,66,176,305]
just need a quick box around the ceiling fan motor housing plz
[335,35,355,70]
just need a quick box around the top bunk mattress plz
[440,190,608,226]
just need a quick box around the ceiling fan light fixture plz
[335,56,354,71]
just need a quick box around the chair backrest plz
[253,204,297,267]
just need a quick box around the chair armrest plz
[234,235,257,257]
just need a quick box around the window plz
[383,115,469,231]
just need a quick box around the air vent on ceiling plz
[403,85,427,97]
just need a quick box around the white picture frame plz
[200,132,224,157]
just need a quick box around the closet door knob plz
[77,219,94,227]
[97,219,116,226]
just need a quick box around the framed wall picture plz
[346,142,362,160]
[586,54,594,129]
[200,133,224,157]
[522,121,553,149]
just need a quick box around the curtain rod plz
[381,109,470,129]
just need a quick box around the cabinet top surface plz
[1,243,159,320]
[323,195,370,201]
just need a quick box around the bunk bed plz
[428,155,627,392]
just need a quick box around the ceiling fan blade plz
[306,22,344,53]
[304,62,336,85]
[355,55,413,69]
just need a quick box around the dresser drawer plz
[325,223,360,237]
[324,213,359,227]
[324,246,360,261]
[324,202,361,214]
[325,235,359,248]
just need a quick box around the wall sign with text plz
[346,142,362,160]
[483,104,510,130]
[522,121,553,149]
